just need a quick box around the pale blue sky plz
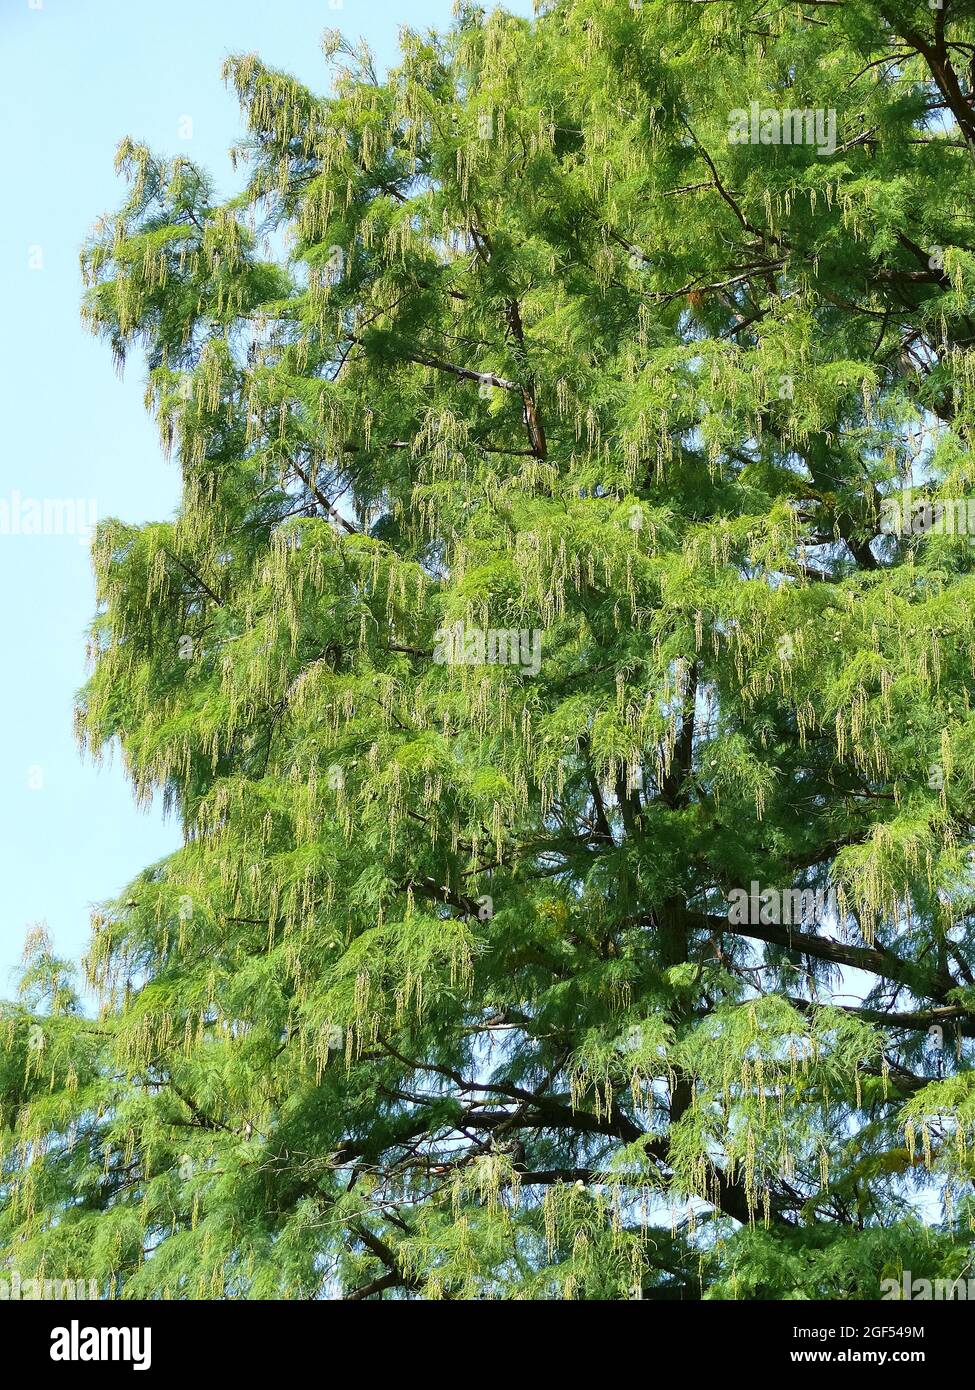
[0,0,530,994]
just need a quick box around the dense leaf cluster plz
[6,0,975,1298]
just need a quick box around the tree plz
[6,0,975,1300]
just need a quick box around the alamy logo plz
[433,621,542,676]
[727,881,835,927]
[728,102,837,156]
[0,1270,98,1300]
[50,1320,151,1371]
[879,488,975,540]
[0,492,98,544]
[881,1271,975,1300]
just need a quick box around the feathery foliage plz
[7,0,975,1299]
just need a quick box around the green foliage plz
[7,0,975,1298]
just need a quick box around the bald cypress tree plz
[6,0,975,1299]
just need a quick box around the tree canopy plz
[7,0,975,1299]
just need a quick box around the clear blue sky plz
[0,0,530,995]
